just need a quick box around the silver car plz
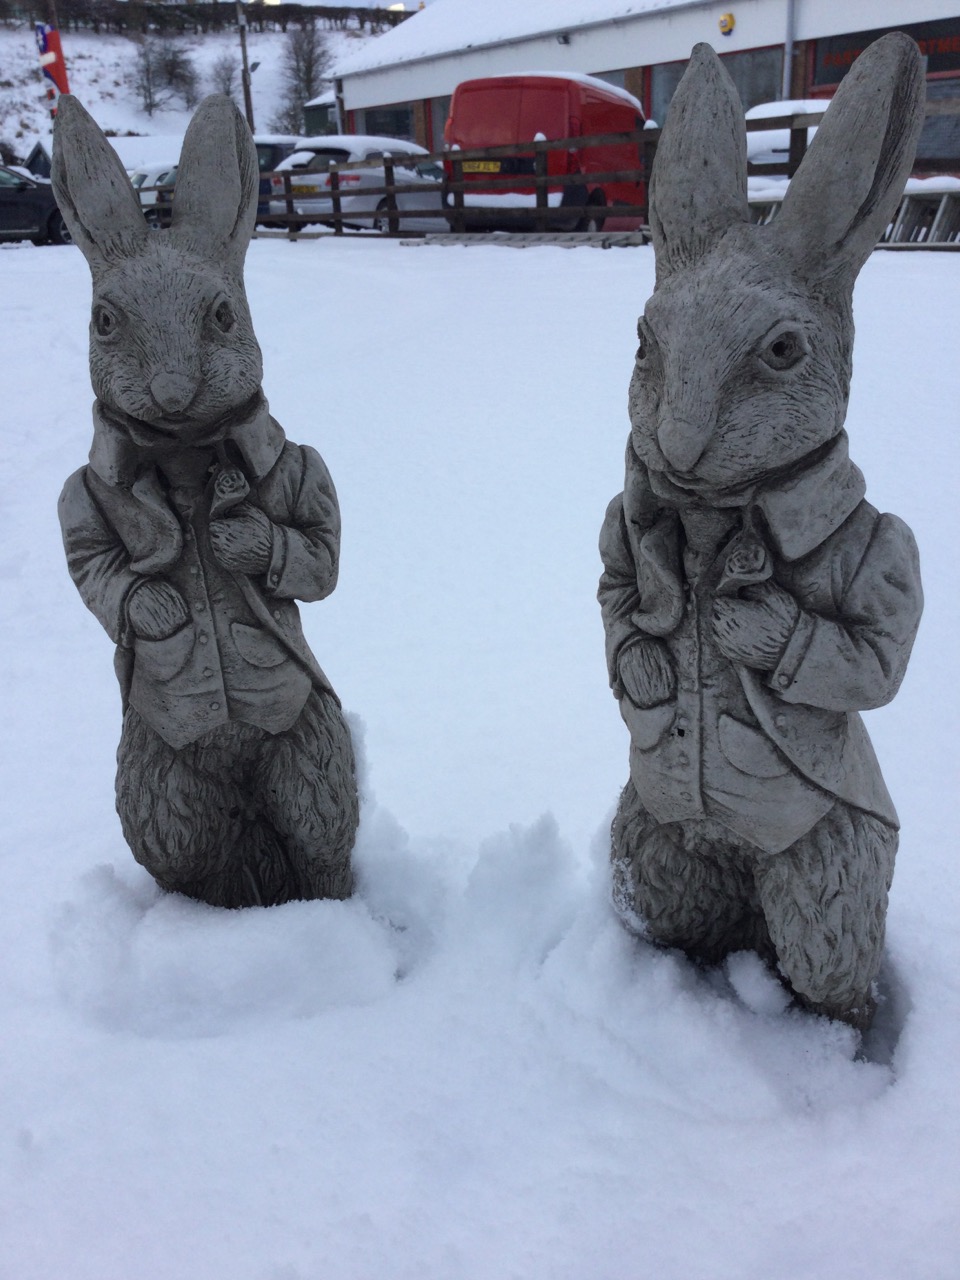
[268,135,444,232]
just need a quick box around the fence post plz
[534,145,548,232]
[383,156,399,234]
[282,171,295,236]
[329,164,343,235]
[452,156,465,233]
[788,117,808,176]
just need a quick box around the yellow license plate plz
[462,161,501,173]
[292,184,318,196]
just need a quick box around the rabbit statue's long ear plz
[774,32,925,286]
[170,95,258,270]
[649,43,749,279]
[52,95,149,267]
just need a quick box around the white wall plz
[340,0,958,112]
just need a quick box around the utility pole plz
[236,0,255,132]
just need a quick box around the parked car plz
[442,73,648,231]
[135,136,305,229]
[268,135,444,232]
[744,99,824,166]
[0,164,71,244]
[129,160,179,223]
[253,134,304,216]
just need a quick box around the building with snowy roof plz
[332,0,960,166]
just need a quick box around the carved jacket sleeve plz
[770,505,923,712]
[260,443,342,603]
[58,468,141,645]
[598,494,643,694]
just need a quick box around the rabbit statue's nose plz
[657,413,712,474]
[150,371,198,415]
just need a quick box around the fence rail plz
[138,106,960,245]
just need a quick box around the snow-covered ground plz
[0,22,372,156]
[1,235,958,1279]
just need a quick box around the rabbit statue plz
[54,95,359,908]
[598,35,925,1029]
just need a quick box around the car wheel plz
[372,199,393,235]
[144,208,163,229]
[46,210,72,245]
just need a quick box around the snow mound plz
[51,863,400,1037]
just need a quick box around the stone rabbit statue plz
[54,95,359,908]
[598,35,924,1029]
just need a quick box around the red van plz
[443,73,647,231]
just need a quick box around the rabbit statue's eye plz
[93,304,120,339]
[760,328,807,372]
[212,299,236,333]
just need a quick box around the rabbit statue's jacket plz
[60,393,340,750]
[599,431,922,855]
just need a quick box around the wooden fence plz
[136,106,960,245]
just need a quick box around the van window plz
[517,84,567,142]
[453,86,520,147]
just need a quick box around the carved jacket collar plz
[633,431,866,563]
[87,392,285,488]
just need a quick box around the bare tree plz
[132,38,199,116]
[209,52,240,102]
[159,40,200,110]
[271,20,331,134]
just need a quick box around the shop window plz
[357,104,415,140]
[651,47,782,126]
[919,78,960,165]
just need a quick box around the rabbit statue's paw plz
[618,637,677,708]
[127,579,190,641]
[209,502,273,574]
[712,580,799,670]
[209,466,251,519]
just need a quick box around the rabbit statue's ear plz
[170,95,258,268]
[649,43,750,278]
[774,33,925,286]
[51,95,149,266]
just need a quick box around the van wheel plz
[578,199,606,233]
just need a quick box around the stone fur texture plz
[598,36,925,1030]
[53,95,358,908]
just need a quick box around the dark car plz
[0,165,71,244]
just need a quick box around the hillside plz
[0,20,374,159]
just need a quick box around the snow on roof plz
[334,0,697,78]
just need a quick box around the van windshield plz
[453,82,567,147]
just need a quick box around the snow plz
[0,24,376,155]
[745,100,823,167]
[1,235,959,1279]
[334,0,700,76]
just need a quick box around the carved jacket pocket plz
[718,714,791,778]
[133,624,194,684]
[620,699,675,750]
[231,622,288,668]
